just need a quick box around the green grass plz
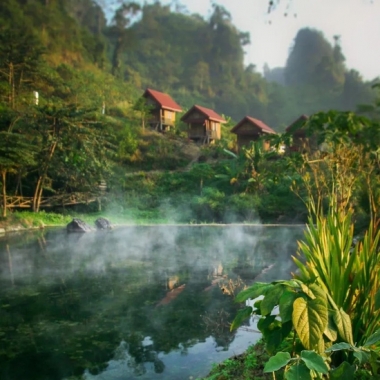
[0,209,174,230]
[200,340,277,380]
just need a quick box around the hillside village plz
[141,87,304,152]
[0,0,378,224]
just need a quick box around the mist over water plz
[0,224,304,380]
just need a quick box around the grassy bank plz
[0,209,171,231]
[200,340,275,380]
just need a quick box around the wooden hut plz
[231,116,276,151]
[285,115,309,152]
[180,105,226,144]
[142,88,182,131]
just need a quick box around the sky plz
[155,0,380,81]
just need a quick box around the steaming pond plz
[0,225,304,380]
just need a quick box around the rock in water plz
[95,217,112,230]
[67,218,93,233]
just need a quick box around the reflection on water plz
[0,225,304,380]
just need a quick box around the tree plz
[30,104,111,212]
[284,28,345,89]
[107,1,141,77]
[0,131,35,217]
[0,26,45,109]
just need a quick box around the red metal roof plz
[143,88,182,112]
[181,105,226,123]
[231,116,276,134]
[285,115,308,132]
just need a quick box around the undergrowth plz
[200,340,277,380]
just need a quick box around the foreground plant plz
[231,205,380,378]
[293,210,380,346]
[231,275,380,378]
[264,334,380,380]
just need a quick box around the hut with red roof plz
[231,116,276,151]
[142,88,182,132]
[180,105,226,144]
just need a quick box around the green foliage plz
[294,210,380,347]
[228,110,380,379]
[264,350,330,379]
[231,275,380,377]
[286,111,380,346]
[0,0,376,227]
[202,340,273,380]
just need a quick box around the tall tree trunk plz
[33,140,57,212]
[35,183,44,212]
[33,175,42,212]
[1,170,7,218]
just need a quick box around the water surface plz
[0,225,304,380]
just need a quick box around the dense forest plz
[0,0,379,222]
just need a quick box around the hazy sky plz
[157,0,380,81]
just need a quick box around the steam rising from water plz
[0,223,303,284]
[0,223,304,380]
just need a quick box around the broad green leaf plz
[325,342,352,352]
[316,336,325,354]
[230,306,252,331]
[292,295,328,352]
[300,283,316,300]
[266,327,284,355]
[253,299,263,314]
[308,283,327,302]
[301,350,328,374]
[284,279,303,288]
[235,282,272,303]
[324,313,338,342]
[257,315,276,333]
[261,284,285,315]
[332,308,354,345]
[279,290,299,323]
[281,320,293,340]
[353,350,371,364]
[285,363,312,380]
[265,322,292,354]
[263,351,291,372]
[364,329,380,347]
[330,361,355,380]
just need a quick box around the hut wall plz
[148,109,161,125]
[162,109,176,126]
[207,121,221,139]
[237,135,254,149]
[188,123,205,138]
[237,135,271,151]
[237,122,261,134]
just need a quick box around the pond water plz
[0,225,304,380]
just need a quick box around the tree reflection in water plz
[0,225,303,380]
